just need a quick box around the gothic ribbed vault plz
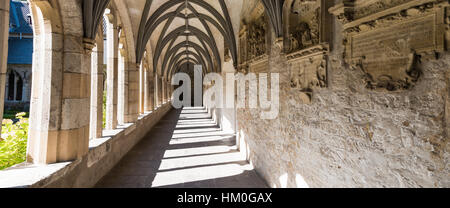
[132,0,237,81]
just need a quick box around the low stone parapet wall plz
[0,103,173,188]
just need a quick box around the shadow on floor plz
[95,107,268,188]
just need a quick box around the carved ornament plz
[330,0,449,91]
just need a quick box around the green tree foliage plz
[0,112,29,170]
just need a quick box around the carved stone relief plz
[288,49,328,103]
[330,0,449,91]
[247,15,268,60]
[238,3,269,74]
[285,0,321,53]
[240,14,268,63]
[238,23,249,74]
[285,0,332,103]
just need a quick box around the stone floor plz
[95,107,268,188]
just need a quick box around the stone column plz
[21,77,27,102]
[105,17,118,130]
[139,63,145,114]
[170,82,174,101]
[160,77,164,105]
[164,81,167,102]
[13,75,18,101]
[118,47,125,125]
[27,31,90,164]
[166,81,171,102]
[23,80,29,102]
[124,62,139,123]
[0,0,9,138]
[154,74,159,107]
[89,40,104,139]
[149,74,155,110]
[168,83,172,100]
[161,77,166,103]
[144,66,153,112]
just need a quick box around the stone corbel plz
[237,63,249,75]
[83,38,96,53]
[119,42,127,57]
[224,46,232,62]
[274,37,284,53]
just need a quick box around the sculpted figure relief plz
[238,11,268,74]
[287,0,320,53]
[285,0,331,102]
[290,56,327,90]
[247,15,267,60]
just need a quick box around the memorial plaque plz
[330,0,448,91]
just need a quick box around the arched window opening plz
[104,8,119,130]
[5,70,28,102]
[16,75,23,101]
[7,71,15,101]
[89,29,105,140]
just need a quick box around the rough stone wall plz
[236,1,449,188]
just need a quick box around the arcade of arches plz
[0,0,449,188]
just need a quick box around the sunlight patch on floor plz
[96,107,267,188]
[151,107,257,187]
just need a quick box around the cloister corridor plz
[95,107,268,188]
[0,0,448,188]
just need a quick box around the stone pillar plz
[124,62,139,123]
[13,75,18,101]
[164,81,167,102]
[154,74,160,107]
[0,0,9,138]
[105,17,118,130]
[89,40,104,139]
[23,80,29,102]
[21,77,27,102]
[168,81,171,102]
[139,63,145,114]
[27,27,90,164]
[118,47,125,125]
[144,66,153,112]
[160,77,164,105]
[160,77,164,104]
[166,81,171,102]
[149,74,155,110]
[161,77,166,103]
